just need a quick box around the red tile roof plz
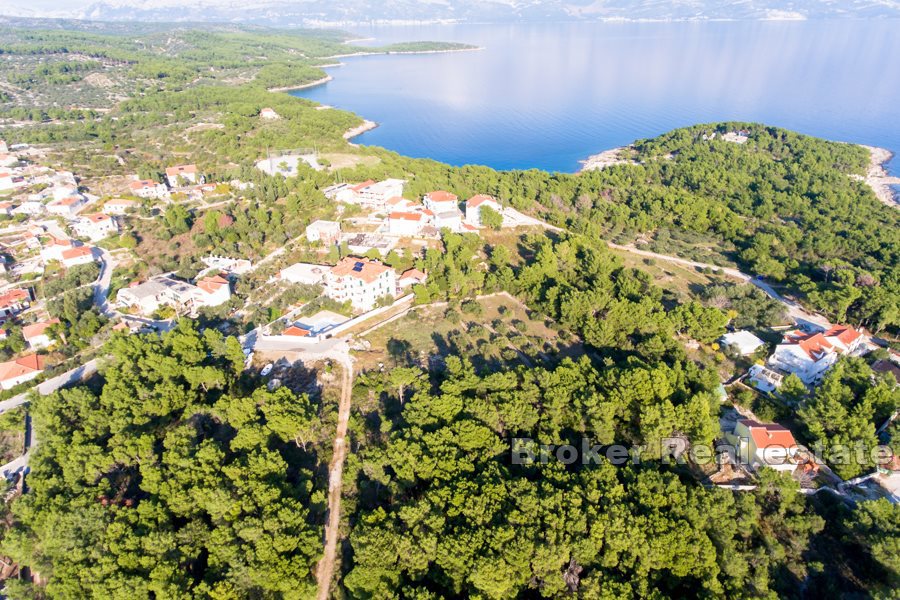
[196,274,229,294]
[399,268,427,283]
[467,194,496,208]
[61,246,94,260]
[283,326,311,337]
[165,164,197,176]
[823,325,863,346]
[351,179,375,192]
[0,353,45,382]
[129,179,158,190]
[389,211,423,222]
[22,319,60,341]
[0,288,30,308]
[330,256,391,284]
[426,191,458,203]
[83,213,111,223]
[739,419,798,449]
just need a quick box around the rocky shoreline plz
[860,145,900,209]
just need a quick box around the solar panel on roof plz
[353,262,364,271]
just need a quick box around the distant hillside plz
[4,0,900,25]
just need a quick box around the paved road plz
[0,359,98,415]
[94,247,116,317]
[604,242,832,330]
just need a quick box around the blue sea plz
[292,21,900,176]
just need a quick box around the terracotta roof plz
[467,194,496,208]
[399,268,426,283]
[197,274,229,294]
[386,196,408,206]
[426,191,458,203]
[739,419,798,449]
[0,288,30,308]
[165,164,197,176]
[129,179,158,189]
[351,179,375,192]
[0,353,45,382]
[283,326,311,337]
[823,325,863,346]
[57,196,84,206]
[389,211,423,222]
[22,319,60,341]
[61,246,94,260]
[330,256,391,284]
[83,213,111,223]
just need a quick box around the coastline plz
[322,46,484,60]
[343,120,378,145]
[267,75,333,93]
[859,145,900,209]
[578,146,638,172]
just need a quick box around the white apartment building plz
[767,325,867,385]
[323,257,397,311]
[71,213,119,242]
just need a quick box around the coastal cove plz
[291,20,900,179]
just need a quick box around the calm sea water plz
[292,21,900,175]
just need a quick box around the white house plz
[0,202,14,217]
[12,201,44,216]
[465,194,502,227]
[61,245,97,268]
[731,419,799,472]
[195,274,231,307]
[353,179,405,209]
[767,325,867,385]
[387,211,427,236]
[260,107,280,120]
[165,164,200,188]
[202,256,252,275]
[323,256,397,311]
[46,195,88,217]
[398,268,427,290]
[747,364,784,394]
[71,213,119,242]
[129,179,169,200]
[305,220,341,244]
[40,238,79,264]
[279,263,329,286]
[22,319,60,350]
[325,179,406,210]
[0,172,25,192]
[0,288,31,319]
[424,191,460,214]
[0,353,45,390]
[103,199,139,215]
[432,210,463,233]
[719,330,766,356]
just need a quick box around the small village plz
[0,132,897,522]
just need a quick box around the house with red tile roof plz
[398,268,427,290]
[283,325,312,337]
[129,179,169,200]
[465,194,502,227]
[0,288,31,319]
[423,191,460,213]
[195,274,231,307]
[71,213,119,242]
[767,324,868,385]
[165,164,201,187]
[733,419,799,472]
[0,353,45,390]
[46,194,88,217]
[61,245,97,268]
[324,257,396,311]
[22,319,60,350]
[387,211,428,236]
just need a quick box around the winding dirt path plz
[315,358,354,599]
